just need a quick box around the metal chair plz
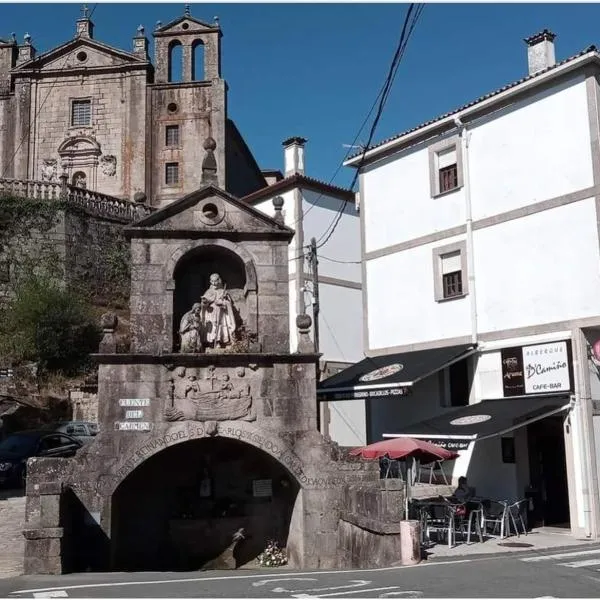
[508,499,528,536]
[483,500,510,539]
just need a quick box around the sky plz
[3,1,600,189]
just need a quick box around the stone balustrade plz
[0,178,154,223]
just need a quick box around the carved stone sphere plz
[203,137,217,151]
[272,196,284,209]
[296,313,312,331]
[133,191,147,204]
[100,312,118,331]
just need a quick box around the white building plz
[320,30,600,539]
[243,138,366,446]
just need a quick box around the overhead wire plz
[315,3,425,250]
[1,4,100,179]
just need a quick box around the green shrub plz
[0,274,101,375]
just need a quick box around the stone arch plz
[108,424,307,570]
[168,39,183,82]
[165,239,258,351]
[110,421,309,493]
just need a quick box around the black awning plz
[389,396,570,441]
[317,343,476,402]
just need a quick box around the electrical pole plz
[309,237,320,354]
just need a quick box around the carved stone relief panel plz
[164,364,256,423]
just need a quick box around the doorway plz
[527,416,570,527]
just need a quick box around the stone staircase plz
[0,490,25,579]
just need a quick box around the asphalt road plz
[3,546,600,598]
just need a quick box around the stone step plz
[0,491,26,579]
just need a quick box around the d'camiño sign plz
[501,340,573,397]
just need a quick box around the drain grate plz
[497,542,534,548]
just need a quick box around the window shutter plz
[441,251,461,274]
[438,147,457,169]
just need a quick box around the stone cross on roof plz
[81,4,89,19]
[184,4,191,17]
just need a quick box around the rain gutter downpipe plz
[454,115,478,346]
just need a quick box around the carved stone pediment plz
[164,365,255,422]
[58,134,101,167]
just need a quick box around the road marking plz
[379,592,423,598]
[522,549,600,562]
[558,558,600,568]
[32,592,68,598]
[292,587,398,598]
[253,578,318,587]
[273,580,371,594]
[7,558,478,596]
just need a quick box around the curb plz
[425,540,600,562]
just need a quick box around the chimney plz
[524,29,556,75]
[282,136,307,176]
[133,25,149,59]
[16,33,35,65]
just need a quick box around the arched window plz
[191,40,205,81]
[168,40,183,83]
[72,171,87,189]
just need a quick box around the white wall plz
[318,283,362,363]
[362,144,466,255]
[325,400,367,447]
[475,198,600,334]
[365,234,471,350]
[302,191,361,283]
[469,75,593,221]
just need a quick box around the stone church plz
[0,5,267,206]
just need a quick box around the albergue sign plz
[501,340,572,397]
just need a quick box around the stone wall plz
[64,208,130,307]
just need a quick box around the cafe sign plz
[501,340,573,397]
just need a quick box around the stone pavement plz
[425,525,596,560]
[0,489,25,580]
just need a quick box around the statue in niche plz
[200,273,237,349]
[179,303,203,353]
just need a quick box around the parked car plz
[0,430,83,488]
[46,421,99,442]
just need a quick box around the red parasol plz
[350,436,459,463]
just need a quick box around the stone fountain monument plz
[20,140,383,575]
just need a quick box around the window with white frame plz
[429,137,463,197]
[432,241,468,302]
[71,99,91,127]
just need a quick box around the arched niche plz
[168,40,183,83]
[170,243,258,352]
[191,39,205,81]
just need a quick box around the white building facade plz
[243,138,366,447]
[334,31,600,539]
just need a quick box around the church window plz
[165,162,179,185]
[165,125,179,147]
[71,99,91,127]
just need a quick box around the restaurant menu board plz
[501,340,573,397]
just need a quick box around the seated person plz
[453,476,474,503]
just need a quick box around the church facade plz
[0,6,267,207]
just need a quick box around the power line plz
[2,4,99,179]
[316,3,424,250]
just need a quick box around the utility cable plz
[316,3,424,250]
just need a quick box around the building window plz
[441,251,463,299]
[165,162,179,185]
[429,137,463,197]
[165,125,179,147]
[432,241,468,302]
[71,99,91,127]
